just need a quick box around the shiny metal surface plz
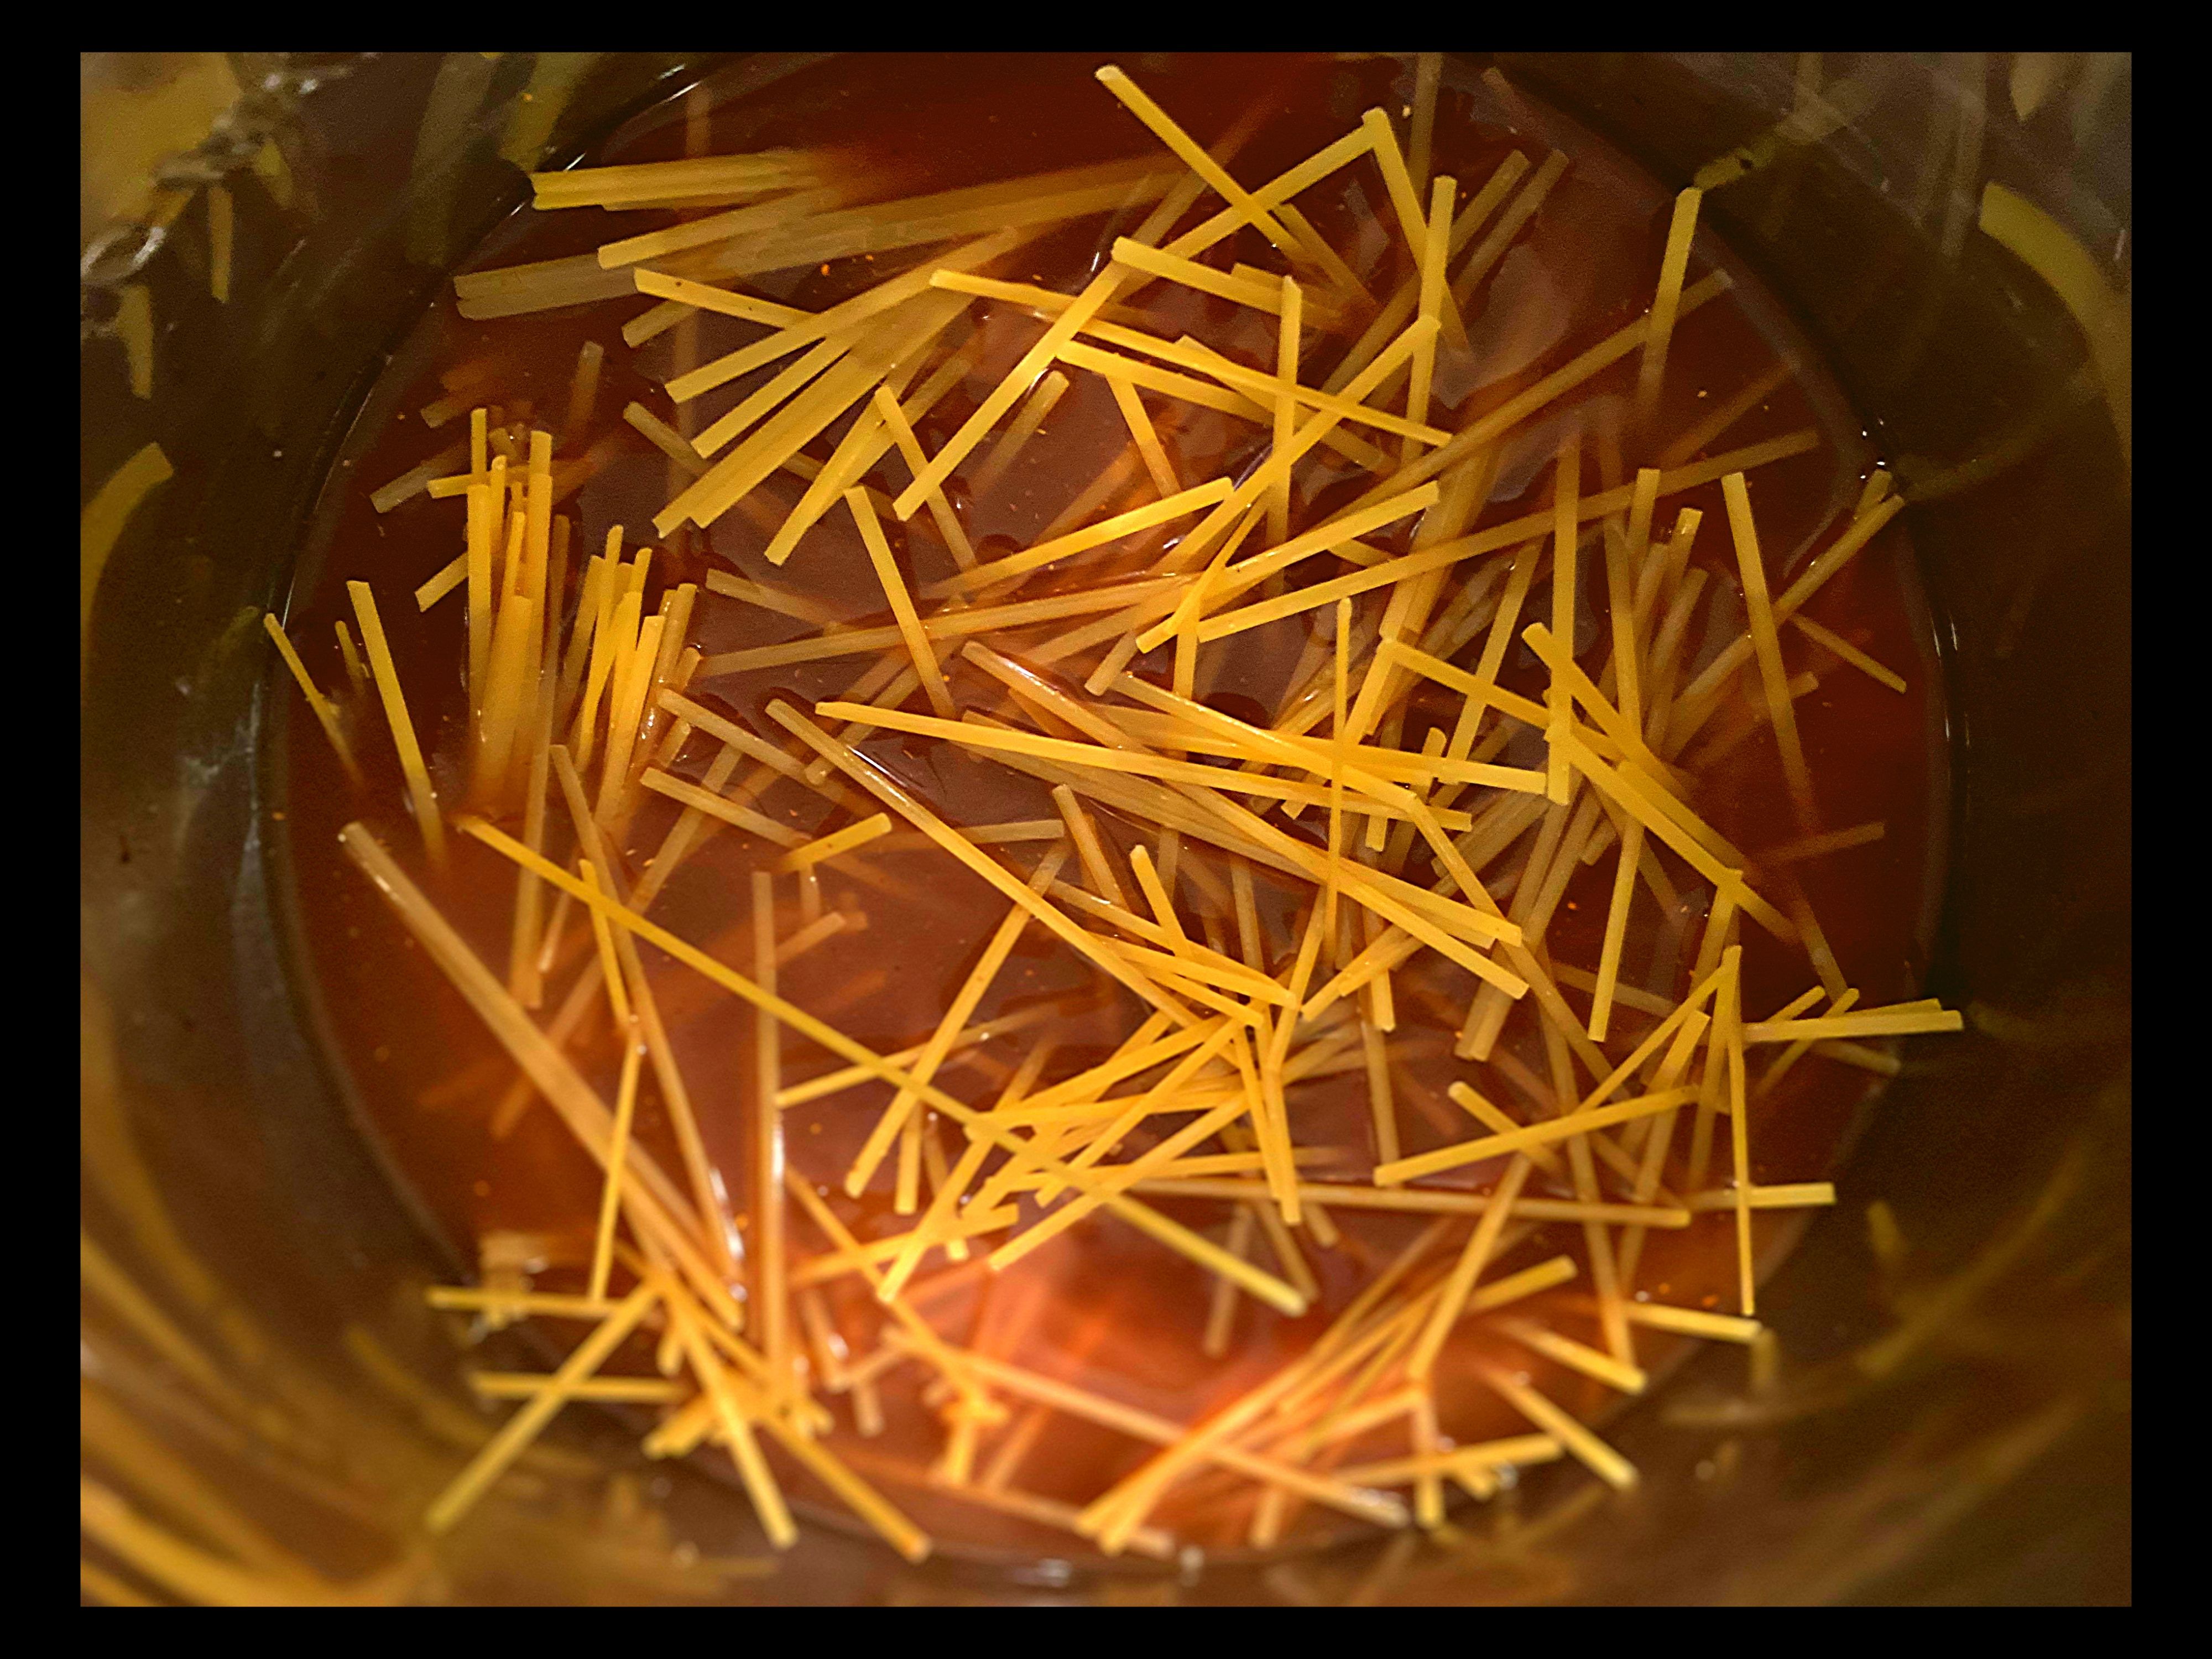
[80,51,2128,1605]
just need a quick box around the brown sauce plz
[271,52,1948,1563]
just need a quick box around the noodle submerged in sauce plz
[270,53,1952,1564]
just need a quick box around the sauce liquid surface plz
[274,52,1948,1562]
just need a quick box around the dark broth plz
[273,51,1947,1563]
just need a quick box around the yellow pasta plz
[276,62,1970,1570]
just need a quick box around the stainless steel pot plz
[80,51,2129,1605]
